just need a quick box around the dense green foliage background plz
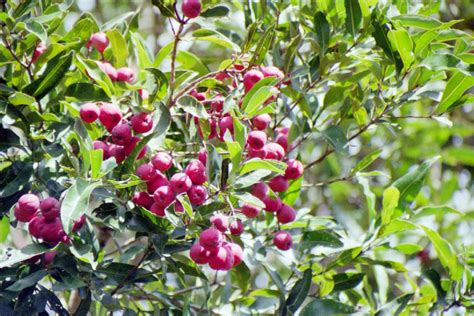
[0,0,473,315]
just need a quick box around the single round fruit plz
[226,243,243,267]
[275,133,288,151]
[170,172,192,194]
[151,152,173,172]
[229,220,244,236]
[40,197,61,220]
[87,32,109,53]
[132,192,154,209]
[150,203,166,217]
[18,194,40,214]
[252,114,272,130]
[263,196,282,212]
[190,89,205,101]
[185,160,207,185]
[247,146,267,159]
[42,218,67,244]
[136,163,157,181]
[182,0,202,18]
[198,147,207,165]
[79,103,100,123]
[273,231,293,250]
[241,204,260,218]
[276,204,296,224]
[199,228,223,251]
[264,142,285,160]
[153,185,175,208]
[14,204,36,222]
[190,243,209,264]
[247,131,267,150]
[218,116,234,140]
[131,112,153,134]
[208,246,234,270]
[97,61,117,81]
[146,173,169,194]
[261,66,285,79]
[187,185,208,205]
[29,215,46,239]
[111,123,132,146]
[108,144,125,164]
[243,70,264,92]
[285,159,304,179]
[93,140,110,159]
[210,214,229,232]
[251,182,268,201]
[268,175,289,192]
[116,67,134,82]
[99,103,122,130]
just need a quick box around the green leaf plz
[420,54,460,71]
[344,0,362,38]
[314,12,330,54]
[281,177,303,206]
[285,269,312,313]
[106,29,128,68]
[392,157,438,204]
[352,149,382,173]
[177,96,209,119]
[380,219,418,237]
[413,206,463,219]
[241,76,279,113]
[301,299,355,315]
[436,70,474,113]
[61,17,99,44]
[0,243,50,268]
[240,158,286,175]
[176,51,209,75]
[388,28,414,70]
[25,21,47,43]
[24,51,74,99]
[251,24,276,65]
[375,293,413,316]
[201,5,230,18]
[7,270,47,292]
[381,187,399,225]
[391,15,442,30]
[233,192,265,209]
[244,86,275,118]
[0,217,10,243]
[60,179,100,234]
[421,226,464,281]
[151,0,175,18]
[332,273,365,292]
[65,83,109,102]
[0,162,33,198]
[303,230,344,248]
[90,149,103,180]
[371,11,403,74]
[322,126,347,153]
[392,244,423,255]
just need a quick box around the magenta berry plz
[243,70,264,92]
[170,172,192,194]
[112,123,132,146]
[18,194,40,213]
[32,42,46,63]
[97,61,117,81]
[99,103,122,130]
[131,112,153,134]
[190,89,205,101]
[229,220,244,236]
[285,159,304,179]
[153,185,175,208]
[199,228,223,250]
[208,246,234,270]
[115,67,134,82]
[190,243,209,264]
[273,231,293,250]
[150,203,166,217]
[80,103,100,123]
[261,66,284,79]
[198,147,207,165]
[218,116,234,139]
[185,160,207,185]
[263,196,282,212]
[42,218,67,244]
[151,152,173,172]
[87,32,109,53]
[72,215,86,232]
[43,251,57,266]
[93,140,110,159]
[264,142,285,160]
[240,204,260,218]
[136,163,157,181]
[247,130,267,150]
[132,192,154,209]
[252,114,272,130]
[247,146,267,159]
[269,175,289,192]
[123,136,147,158]
[226,243,243,267]
[147,173,169,194]
[182,0,202,19]
[174,201,184,213]
[108,144,125,164]
[251,182,268,201]
[210,214,229,232]
[276,204,296,224]
[187,185,207,205]
[28,216,46,239]
[275,133,288,151]
[40,197,61,220]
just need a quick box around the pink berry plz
[243,70,264,92]
[32,42,47,63]
[285,159,304,179]
[43,251,57,266]
[93,140,110,159]
[252,114,272,130]
[72,215,86,232]
[185,160,207,185]
[174,201,184,213]
[190,243,209,264]
[247,146,267,159]
[136,163,157,181]
[210,214,229,232]
[208,246,234,270]
[153,185,175,208]
[40,197,60,220]
[268,175,289,192]
[276,204,296,224]
[170,172,192,194]
[138,89,149,99]
[190,89,206,101]
[275,133,288,151]
[131,112,153,134]
[151,152,173,172]
[187,185,208,205]
[182,0,202,19]
[115,67,134,83]
[251,182,268,200]
[29,215,46,239]
[17,194,40,214]
[247,131,267,150]
[240,204,260,218]
[14,204,35,223]
[273,231,293,250]
[99,103,122,130]
[42,218,67,244]
[264,142,285,160]
[261,66,284,79]
[132,192,154,209]
[123,136,147,159]
[263,196,282,212]
[146,173,169,194]
[229,220,244,236]
[198,148,207,165]
[108,145,125,164]
[87,32,109,53]
[150,203,166,217]
[97,61,117,81]
[226,243,243,267]
[210,98,224,112]
[199,228,223,250]
[112,123,132,146]
[218,116,234,139]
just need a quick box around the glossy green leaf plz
[436,70,474,113]
[381,187,399,225]
[344,0,362,38]
[314,11,330,54]
[301,299,355,315]
[303,230,344,248]
[240,158,286,175]
[352,149,382,173]
[285,268,312,313]
[107,29,128,67]
[388,28,414,70]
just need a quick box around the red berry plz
[99,103,122,130]
[275,133,288,151]
[261,66,284,79]
[131,112,153,134]
[263,196,282,212]
[170,172,192,194]
[285,159,304,179]
[87,32,109,53]
[123,136,147,159]
[146,173,169,194]
[264,142,285,160]
[198,147,207,165]
[93,140,109,159]
[132,192,154,209]
[187,185,207,205]
[80,103,100,123]
[174,201,184,213]
[151,152,173,172]
[182,0,202,18]
[190,89,205,101]
[210,99,224,112]
[252,114,272,130]
[226,243,243,267]
[72,215,86,232]
[251,182,268,200]
[108,145,125,163]
[208,246,234,270]
[276,204,296,224]
[210,214,229,232]
[28,215,46,239]
[17,194,40,215]
[112,123,132,146]
[42,218,67,245]
[243,70,264,92]
[43,251,57,266]
[136,163,157,181]
[199,228,223,250]
[269,175,289,192]
[190,243,209,264]
[153,185,175,208]
[115,67,134,82]
[241,204,260,218]
[97,61,117,81]
[247,146,267,159]
[273,231,293,250]
[218,116,234,140]
[185,160,207,185]
[150,203,166,217]
[40,197,60,220]
[229,220,244,236]
[247,131,267,150]
[32,42,47,63]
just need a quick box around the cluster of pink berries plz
[14,194,84,245]
[132,152,209,216]
[86,32,135,83]
[79,102,153,164]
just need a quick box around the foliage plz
[0,0,473,315]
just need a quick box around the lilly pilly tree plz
[1,0,473,314]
